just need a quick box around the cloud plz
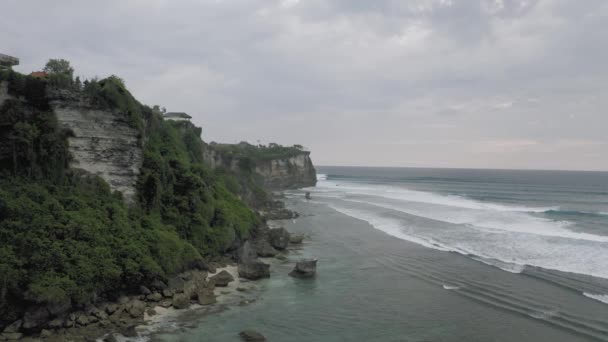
[2,0,607,170]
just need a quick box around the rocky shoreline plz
[0,202,310,342]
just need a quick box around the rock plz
[255,240,278,257]
[268,227,290,250]
[150,279,168,291]
[289,234,304,244]
[168,276,185,293]
[47,299,71,316]
[139,285,152,295]
[289,259,317,278]
[2,320,22,333]
[146,308,157,316]
[158,300,172,308]
[210,270,235,287]
[239,330,267,341]
[47,318,64,329]
[305,191,311,200]
[76,314,90,326]
[1,332,23,340]
[146,293,163,302]
[207,263,217,273]
[40,329,52,338]
[238,241,257,263]
[117,296,130,305]
[238,261,270,280]
[236,287,247,292]
[188,258,209,271]
[22,307,50,329]
[105,304,120,315]
[126,300,146,318]
[197,289,216,305]
[93,310,108,321]
[162,289,174,298]
[119,324,138,338]
[103,334,119,342]
[172,293,190,310]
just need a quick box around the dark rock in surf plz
[289,259,317,278]
[239,330,267,341]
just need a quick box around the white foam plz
[583,293,608,305]
[322,198,608,280]
[442,284,461,290]
[316,173,328,181]
[528,309,559,319]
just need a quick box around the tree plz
[43,59,74,78]
[44,59,74,88]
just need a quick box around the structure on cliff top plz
[164,112,192,121]
[0,53,19,69]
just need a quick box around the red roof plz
[30,71,48,78]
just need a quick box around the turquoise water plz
[153,167,608,341]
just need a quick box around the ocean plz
[153,166,608,342]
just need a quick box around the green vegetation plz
[0,62,260,319]
[208,141,307,162]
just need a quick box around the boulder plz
[238,241,257,263]
[47,318,64,329]
[146,293,163,302]
[105,304,120,315]
[197,289,216,305]
[255,240,278,257]
[146,308,157,316]
[40,329,53,338]
[168,276,185,293]
[162,289,174,298]
[119,325,138,338]
[103,335,119,342]
[289,259,317,278]
[238,261,270,280]
[47,299,71,316]
[158,300,172,308]
[172,293,190,310]
[139,285,152,295]
[2,320,22,333]
[1,332,23,340]
[239,330,267,341]
[22,307,50,329]
[289,234,304,244]
[210,270,235,287]
[126,300,146,318]
[76,314,90,326]
[268,228,290,250]
[150,279,168,291]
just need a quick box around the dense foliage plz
[0,63,260,319]
[208,141,307,162]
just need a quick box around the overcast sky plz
[2,0,608,170]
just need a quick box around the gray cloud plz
[2,0,607,170]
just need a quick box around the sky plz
[2,0,608,170]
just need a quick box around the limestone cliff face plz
[50,91,143,202]
[203,148,317,190]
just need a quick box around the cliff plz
[203,142,317,191]
[49,90,143,202]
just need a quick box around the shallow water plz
[153,167,608,341]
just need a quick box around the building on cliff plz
[0,53,19,69]
[164,112,192,121]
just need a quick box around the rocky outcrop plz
[49,91,143,202]
[239,330,267,341]
[203,147,316,190]
[289,259,317,278]
[268,227,290,250]
[238,261,271,280]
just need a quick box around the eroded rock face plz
[268,228,290,250]
[203,149,316,190]
[289,259,317,278]
[50,94,143,203]
[238,261,270,280]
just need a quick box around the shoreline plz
[117,218,304,342]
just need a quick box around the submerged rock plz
[289,259,317,278]
[268,227,290,250]
[238,261,270,280]
[239,330,267,341]
[197,289,216,305]
[210,270,235,287]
